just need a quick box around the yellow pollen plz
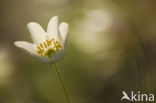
[46,40,49,46]
[43,42,47,48]
[36,38,63,57]
[40,43,43,48]
[46,40,52,46]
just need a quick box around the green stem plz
[54,63,71,103]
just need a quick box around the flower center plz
[37,38,62,57]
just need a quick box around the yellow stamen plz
[36,38,63,57]
[43,42,47,48]
[37,46,41,50]
[40,43,43,48]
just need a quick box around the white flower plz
[14,16,69,63]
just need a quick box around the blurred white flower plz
[14,16,69,63]
[73,9,114,57]
[72,9,132,78]
[73,9,129,59]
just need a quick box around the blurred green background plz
[0,0,156,103]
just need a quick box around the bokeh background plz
[0,0,156,103]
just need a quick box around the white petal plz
[59,22,69,42]
[50,48,65,63]
[47,16,59,41]
[14,41,37,55]
[36,56,51,63]
[27,22,46,44]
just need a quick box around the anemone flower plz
[14,16,70,103]
[14,16,68,63]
